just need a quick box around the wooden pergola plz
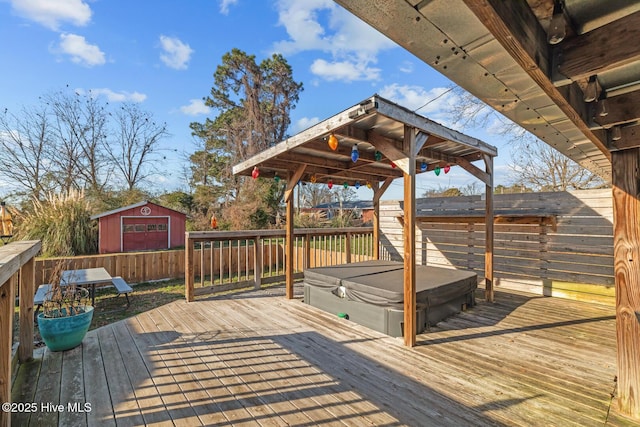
[233,94,497,347]
[333,0,640,419]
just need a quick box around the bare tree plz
[0,105,55,200]
[104,103,169,190]
[47,89,111,194]
[446,86,606,191]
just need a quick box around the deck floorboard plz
[12,285,640,426]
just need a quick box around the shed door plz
[122,217,169,252]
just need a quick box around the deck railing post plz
[254,235,262,290]
[0,273,16,427]
[345,232,352,264]
[19,257,35,362]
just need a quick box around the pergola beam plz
[402,125,416,347]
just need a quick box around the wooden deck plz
[11,285,639,426]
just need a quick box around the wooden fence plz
[380,188,615,304]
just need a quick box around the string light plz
[547,0,566,45]
[444,165,451,174]
[420,161,427,172]
[374,151,382,161]
[366,181,372,189]
[251,166,260,179]
[390,162,397,169]
[328,134,338,151]
[351,144,359,162]
[328,180,333,189]
[274,174,280,183]
[343,182,348,189]
[584,75,598,102]
[434,166,441,176]
[355,181,361,189]
[310,174,317,183]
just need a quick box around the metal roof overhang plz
[334,1,640,184]
[233,94,496,186]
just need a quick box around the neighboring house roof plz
[90,200,186,220]
[313,200,374,210]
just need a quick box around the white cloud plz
[219,0,239,15]
[399,61,414,74]
[295,116,320,133]
[310,59,380,82]
[379,84,460,118]
[53,33,105,67]
[89,88,147,103]
[10,0,92,30]
[273,1,396,82]
[180,99,211,116]
[159,35,193,70]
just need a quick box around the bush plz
[15,190,98,256]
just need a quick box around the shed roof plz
[90,200,186,220]
[232,94,496,186]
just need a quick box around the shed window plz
[147,224,157,232]
[134,224,145,232]
[158,223,168,231]
[123,224,135,233]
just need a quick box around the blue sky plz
[0,0,512,201]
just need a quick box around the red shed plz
[91,201,186,254]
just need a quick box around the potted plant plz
[36,263,94,351]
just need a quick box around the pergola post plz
[484,154,494,303]
[285,165,306,299]
[612,148,640,418]
[403,125,417,347]
[372,177,393,260]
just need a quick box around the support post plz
[19,258,35,362]
[372,177,393,260]
[0,274,16,427]
[185,233,194,302]
[403,125,417,347]
[484,154,494,302]
[285,165,306,299]
[253,236,262,290]
[612,149,640,418]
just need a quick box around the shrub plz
[15,190,97,256]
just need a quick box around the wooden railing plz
[0,240,41,427]
[185,227,374,301]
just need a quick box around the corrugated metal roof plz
[233,94,496,186]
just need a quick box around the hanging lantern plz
[351,144,359,162]
[374,151,382,161]
[343,182,349,189]
[434,166,441,176]
[328,134,338,151]
[328,180,333,189]
[251,166,260,179]
[310,174,317,184]
[390,162,397,169]
[366,181,372,189]
[420,161,427,172]
[355,181,361,189]
[444,165,451,174]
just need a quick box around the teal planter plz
[37,306,94,352]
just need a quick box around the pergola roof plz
[233,94,496,186]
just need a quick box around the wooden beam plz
[593,91,640,129]
[0,274,16,427]
[557,11,640,83]
[369,132,411,174]
[612,148,640,418]
[609,125,640,151]
[484,154,495,303]
[185,233,194,302]
[403,125,416,347]
[457,157,492,187]
[415,132,429,156]
[462,0,611,160]
[284,164,306,202]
